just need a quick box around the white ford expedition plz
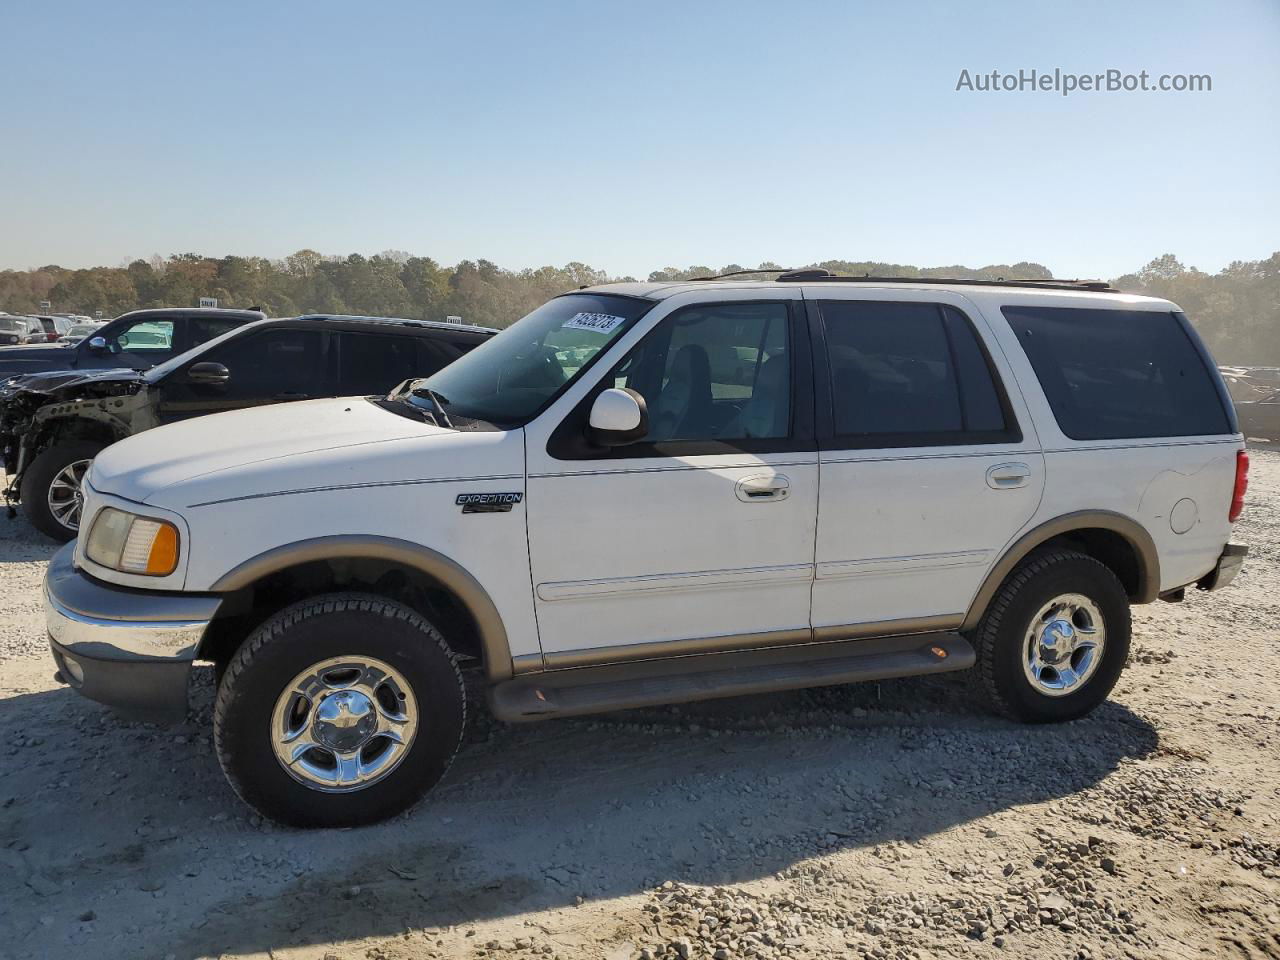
[44,272,1249,827]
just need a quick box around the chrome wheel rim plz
[1022,593,1106,697]
[47,458,92,532]
[270,655,418,793]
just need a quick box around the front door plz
[155,327,325,423]
[805,290,1045,635]
[524,289,818,663]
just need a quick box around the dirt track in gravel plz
[1,453,1278,960]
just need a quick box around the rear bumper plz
[44,542,221,722]
[1197,543,1248,592]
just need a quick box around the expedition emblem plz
[456,492,524,513]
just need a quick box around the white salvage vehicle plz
[45,271,1249,827]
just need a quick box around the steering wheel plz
[495,346,565,394]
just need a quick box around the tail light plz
[1229,450,1249,522]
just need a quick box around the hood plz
[0,342,79,378]
[0,366,143,399]
[90,396,458,504]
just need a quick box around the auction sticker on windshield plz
[562,312,627,334]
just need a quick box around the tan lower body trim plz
[533,615,964,673]
[540,627,812,671]
[812,613,964,643]
[511,652,545,675]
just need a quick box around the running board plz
[489,632,974,723]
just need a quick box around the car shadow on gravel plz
[1,666,1159,960]
[0,508,60,563]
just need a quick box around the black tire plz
[20,440,104,542]
[213,593,466,828]
[972,549,1131,723]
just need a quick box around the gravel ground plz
[1,453,1278,960]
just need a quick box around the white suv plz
[44,272,1249,827]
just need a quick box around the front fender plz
[209,535,513,681]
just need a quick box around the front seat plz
[732,353,790,438]
[652,344,714,440]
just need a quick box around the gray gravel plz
[1,455,1278,960]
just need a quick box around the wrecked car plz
[2,314,494,539]
[1220,366,1280,444]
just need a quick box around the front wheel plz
[20,440,104,541]
[213,594,466,827]
[972,550,1131,723]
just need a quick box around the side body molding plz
[209,535,513,681]
[961,510,1161,631]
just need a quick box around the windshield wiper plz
[409,383,453,429]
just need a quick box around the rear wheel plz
[213,593,466,827]
[20,440,104,541]
[973,550,1131,723]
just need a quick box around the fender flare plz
[209,535,512,681]
[961,510,1161,631]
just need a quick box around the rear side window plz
[820,300,1015,446]
[418,337,467,374]
[1002,307,1231,440]
[334,333,423,395]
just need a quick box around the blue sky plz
[3,0,1277,279]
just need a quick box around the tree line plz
[1,249,1276,363]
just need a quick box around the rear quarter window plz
[1002,306,1232,440]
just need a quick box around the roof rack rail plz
[773,273,1117,293]
[773,269,839,281]
[687,268,799,281]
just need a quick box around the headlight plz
[85,507,180,576]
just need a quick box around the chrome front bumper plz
[44,543,222,721]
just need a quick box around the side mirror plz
[588,387,648,446]
[186,361,231,385]
[87,336,108,353]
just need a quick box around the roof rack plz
[772,269,1116,293]
[687,268,799,281]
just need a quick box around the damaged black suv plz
[2,314,494,540]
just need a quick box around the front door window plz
[610,302,790,443]
[111,319,175,356]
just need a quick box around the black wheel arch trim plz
[961,510,1161,631]
[208,535,513,681]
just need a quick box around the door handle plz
[736,474,791,502]
[986,462,1031,490]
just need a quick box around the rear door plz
[807,288,1045,636]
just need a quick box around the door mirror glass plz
[87,335,108,353]
[588,387,648,446]
[186,361,231,385]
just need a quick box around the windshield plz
[409,293,654,426]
